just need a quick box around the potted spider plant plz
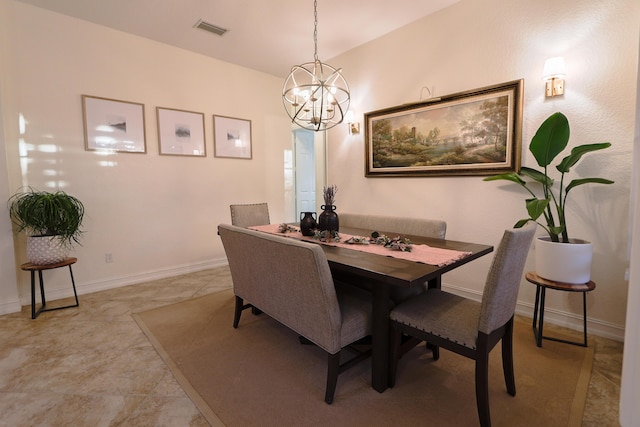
[484,112,613,283]
[8,187,85,265]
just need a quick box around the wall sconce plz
[345,111,360,134]
[543,57,565,97]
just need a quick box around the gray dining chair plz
[229,202,270,227]
[388,223,536,427]
[218,223,372,404]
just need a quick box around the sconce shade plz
[543,57,566,80]
[343,110,360,134]
[543,57,566,97]
[344,111,354,123]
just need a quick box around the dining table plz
[250,223,494,393]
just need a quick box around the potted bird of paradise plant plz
[484,112,613,283]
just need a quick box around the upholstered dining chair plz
[229,202,270,227]
[218,224,372,404]
[388,223,536,427]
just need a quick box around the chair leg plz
[475,341,491,427]
[325,352,341,404]
[429,343,440,360]
[501,319,516,396]
[233,296,243,328]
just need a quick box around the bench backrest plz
[339,213,447,239]
[218,224,344,354]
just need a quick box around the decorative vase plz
[535,237,593,284]
[300,212,317,236]
[27,235,69,265]
[318,205,339,232]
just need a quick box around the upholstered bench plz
[218,224,372,404]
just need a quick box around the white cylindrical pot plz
[26,235,69,265]
[535,237,593,284]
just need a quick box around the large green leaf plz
[519,166,553,186]
[556,143,612,173]
[525,198,548,220]
[482,172,525,185]
[565,177,615,193]
[549,225,565,237]
[530,112,570,168]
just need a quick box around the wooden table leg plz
[371,282,390,393]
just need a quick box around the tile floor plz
[0,266,623,426]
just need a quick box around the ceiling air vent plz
[194,19,228,36]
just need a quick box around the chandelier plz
[282,0,350,131]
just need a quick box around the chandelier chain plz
[313,0,318,61]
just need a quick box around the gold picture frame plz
[213,115,252,159]
[157,107,206,157]
[365,79,523,177]
[82,95,147,153]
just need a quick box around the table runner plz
[249,224,472,267]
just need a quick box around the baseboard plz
[443,282,625,342]
[8,266,626,342]
[0,299,23,316]
[16,258,228,308]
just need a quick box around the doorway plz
[292,128,326,220]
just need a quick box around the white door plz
[294,129,316,218]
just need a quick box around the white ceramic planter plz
[26,235,69,265]
[535,237,593,284]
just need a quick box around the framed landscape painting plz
[364,79,523,177]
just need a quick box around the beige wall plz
[0,0,292,312]
[0,0,20,313]
[1,0,638,342]
[327,0,640,340]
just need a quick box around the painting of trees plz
[365,80,522,176]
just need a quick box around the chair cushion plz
[390,289,480,349]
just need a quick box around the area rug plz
[133,289,594,427]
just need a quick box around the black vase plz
[299,212,317,236]
[318,205,339,232]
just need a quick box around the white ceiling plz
[15,0,460,78]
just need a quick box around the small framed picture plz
[82,95,147,153]
[157,107,206,157]
[213,115,252,159]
